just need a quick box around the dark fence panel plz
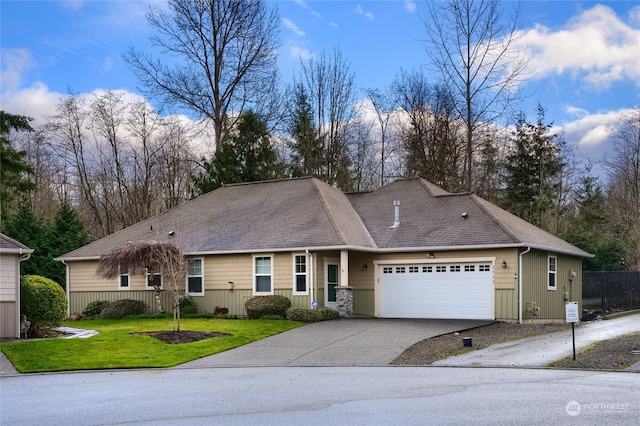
[583,271,640,311]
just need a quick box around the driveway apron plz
[176,318,491,368]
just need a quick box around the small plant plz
[100,299,147,319]
[214,306,229,318]
[20,275,67,334]
[245,295,291,319]
[286,307,340,322]
[179,296,199,314]
[82,300,111,318]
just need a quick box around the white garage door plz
[379,263,494,320]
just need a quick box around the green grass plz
[1,318,304,373]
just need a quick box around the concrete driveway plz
[177,318,492,368]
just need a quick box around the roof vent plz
[461,212,468,219]
[390,200,400,228]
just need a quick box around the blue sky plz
[2,1,639,180]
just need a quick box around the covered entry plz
[378,261,494,320]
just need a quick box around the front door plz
[325,261,339,309]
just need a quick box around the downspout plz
[518,246,531,324]
[18,250,31,338]
[306,250,315,309]
[61,260,70,316]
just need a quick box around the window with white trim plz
[146,268,162,289]
[464,265,475,272]
[254,255,273,294]
[436,266,446,273]
[479,264,491,272]
[119,265,129,290]
[548,255,557,290]
[423,266,432,273]
[383,267,393,274]
[409,266,419,273]
[450,265,461,272]
[186,258,204,295]
[396,267,406,273]
[293,254,307,294]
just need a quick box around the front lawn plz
[1,318,304,373]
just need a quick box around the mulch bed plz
[135,331,231,344]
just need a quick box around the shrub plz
[20,275,67,332]
[286,307,340,322]
[82,300,111,318]
[245,295,291,319]
[100,299,147,319]
[179,296,199,314]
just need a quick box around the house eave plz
[56,242,592,261]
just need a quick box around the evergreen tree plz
[288,83,322,178]
[562,176,626,270]
[0,111,35,227]
[48,203,92,285]
[502,104,564,228]
[192,111,281,194]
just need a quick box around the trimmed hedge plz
[245,295,291,319]
[286,307,340,322]
[82,300,111,318]
[20,275,67,331]
[100,299,147,319]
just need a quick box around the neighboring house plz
[57,177,591,322]
[0,233,33,339]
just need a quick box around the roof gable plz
[0,233,33,254]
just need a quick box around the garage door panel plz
[380,263,493,320]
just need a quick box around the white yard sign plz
[565,302,579,323]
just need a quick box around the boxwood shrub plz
[286,307,340,322]
[179,296,199,314]
[82,300,111,318]
[20,275,67,332]
[100,299,147,319]
[245,295,291,319]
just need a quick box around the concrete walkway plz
[433,313,640,369]
[177,318,491,368]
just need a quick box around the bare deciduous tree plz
[97,241,189,331]
[294,47,358,190]
[424,0,530,191]
[125,0,282,152]
[605,107,640,269]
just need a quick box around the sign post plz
[565,302,579,361]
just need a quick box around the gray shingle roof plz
[0,233,33,253]
[58,177,591,259]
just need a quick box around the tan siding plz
[522,250,583,320]
[0,302,19,338]
[69,291,175,315]
[0,253,18,301]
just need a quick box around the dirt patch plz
[549,332,640,370]
[136,331,231,344]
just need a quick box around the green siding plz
[522,250,583,320]
[353,289,374,316]
[495,289,517,320]
[70,289,312,317]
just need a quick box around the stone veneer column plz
[335,286,353,317]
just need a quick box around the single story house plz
[57,177,591,322]
[1,233,33,338]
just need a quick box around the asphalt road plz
[1,367,638,425]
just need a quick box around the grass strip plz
[1,318,303,373]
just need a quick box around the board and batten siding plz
[1,253,20,338]
[521,249,583,321]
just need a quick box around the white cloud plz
[282,18,305,37]
[563,105,588,118]
[354,4,375,21]
[293,0,322,19]
[404,1,417,14]
[560,108,631,148]
[520,5,640,89]
[0,48,35,92]
[289,46,313,61]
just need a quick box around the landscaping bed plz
[391,321,640,370]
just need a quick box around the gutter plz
[518,246,531,324]
[306,249,315,309]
